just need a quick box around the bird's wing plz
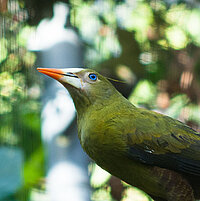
[127,108,200,176]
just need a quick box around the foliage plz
[0,1,44,200]
[69,0,200,200]
[1,0,200,200]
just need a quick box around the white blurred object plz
[28,2,79,51]
[47,162,90,201]
[41,88,75,142]
[28,2,90,201]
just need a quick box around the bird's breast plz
[77,110,130,168]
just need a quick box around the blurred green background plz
[1,0,200,200]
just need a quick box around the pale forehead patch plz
[61,68,85,73]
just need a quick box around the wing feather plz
[127,109,200,176]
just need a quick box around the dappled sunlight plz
[165,26,188,50]
[122,187,152,201]
[1,0,200,200]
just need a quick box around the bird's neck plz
[72,93,91,115]
[64,85,90,114]
[76,91,136,166]
[78,90,126,117]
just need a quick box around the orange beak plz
[37,68,64,80]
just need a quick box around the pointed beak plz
[37,68,84,89]
[37,68,65,80]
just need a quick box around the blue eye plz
[88,73,97,81]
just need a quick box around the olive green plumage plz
[38,68,200,201]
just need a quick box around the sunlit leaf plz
[122,187,153,201]
[0,125,18,145]
[23,52,36,67]
[6,54,21,72]
[0,72,14,97]
[0,98,12,114]
[165,4,189,27]
[24,146,44,187]
[92,187,113,201]
[30,189,48,201]
[165,26,188,50]
[166,94,189,118]
[90,163,111,188]
[186,9,200,46]
[17,26,35,47]
[0,38,8,63]
[129,80,157,106]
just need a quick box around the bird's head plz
[37,68,120,113]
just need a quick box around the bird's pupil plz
[89,73,97,81]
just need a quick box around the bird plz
[37,67,200,201]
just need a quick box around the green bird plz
[37,67,200,201]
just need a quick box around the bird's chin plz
[59,75,82,89]
[61,82,84,97]
[62,82,79,91]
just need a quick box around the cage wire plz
[0,0,43,200]
[1,0,200,201]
